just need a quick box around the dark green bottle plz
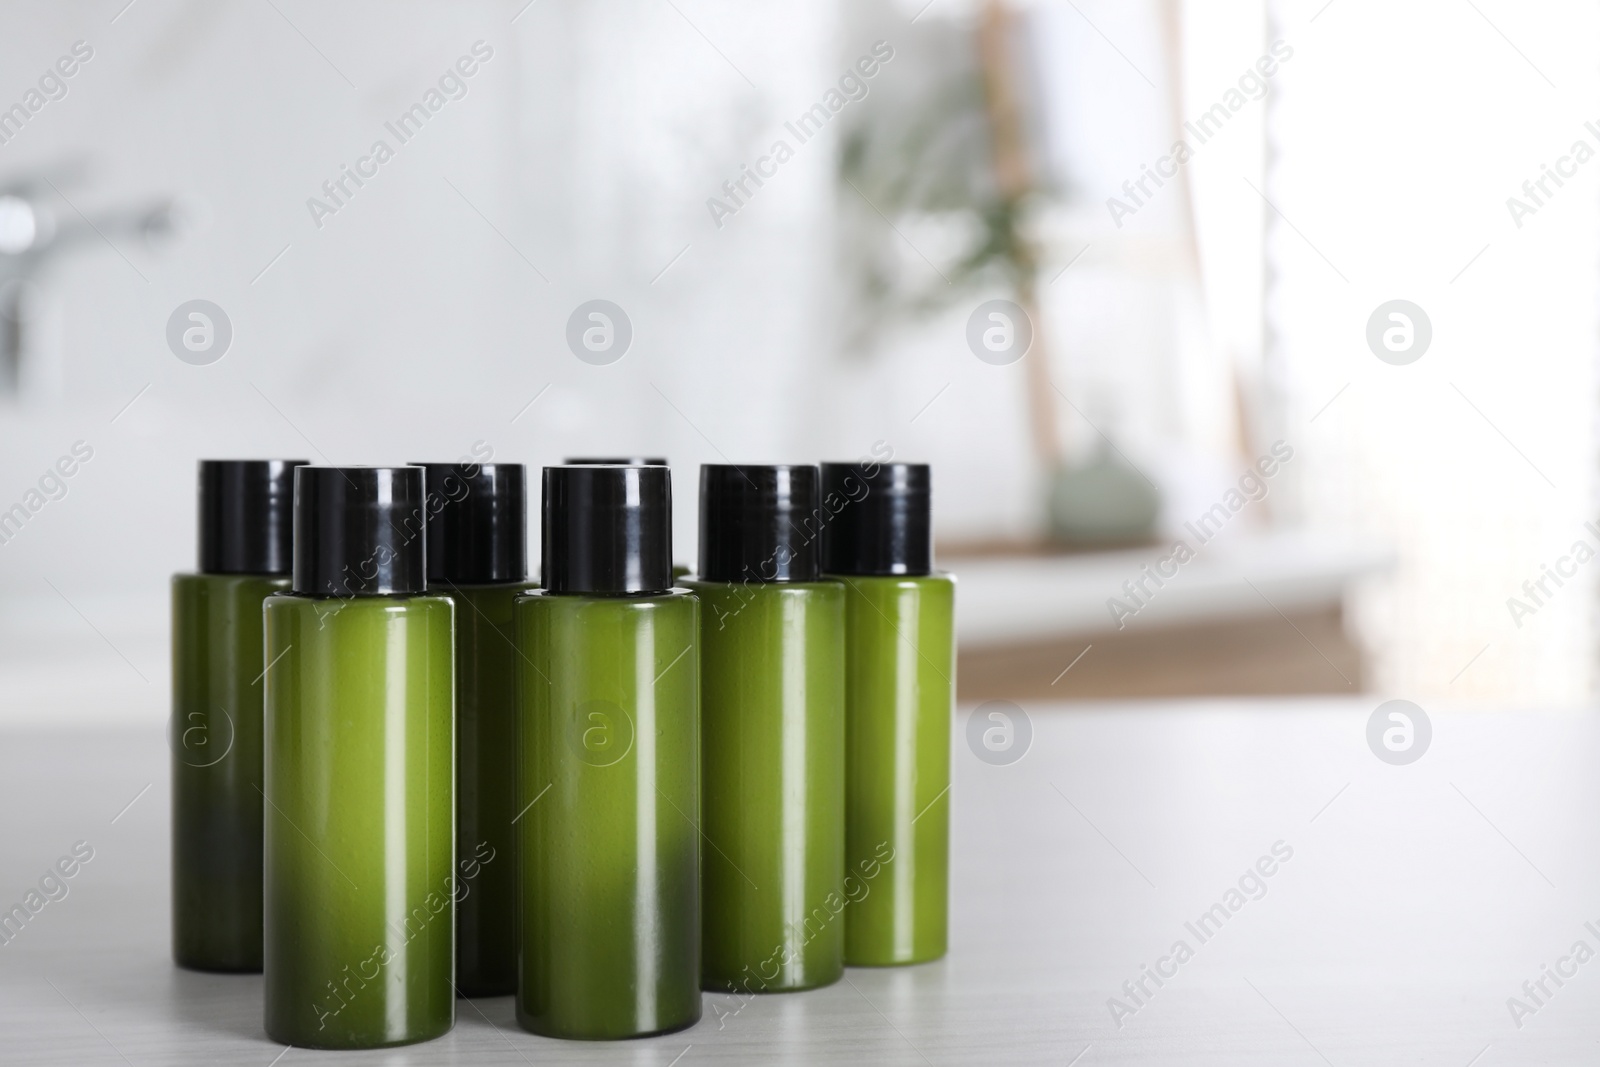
[417,461,532,998]
[264,466,455,1049]
[515,464,701,1039]
[820,462,955,966]
[684,465,844,994]
[172,459,304,972]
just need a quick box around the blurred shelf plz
[0,530,1394,721]
[959,605,1364,701]
[949,528,1391,647]
[948,529,1392,701]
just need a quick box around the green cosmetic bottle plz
[263,466,456,1049]
[417,462,532,998]
[172,458,305,972]
[684,465,844,994]
[515,464,702,1039]
[820,462,954,967]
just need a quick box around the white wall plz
[3,0,1593,722]
[1265,0,1600,703]
[0,0,842,722]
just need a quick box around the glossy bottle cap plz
[542,465,672,595]
[564,456,669,466]
[292,466,428,597]
[698,465,820,583]
[197,459,306,576]
[819,462,932,577]
[414,463,527,584]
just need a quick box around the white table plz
[1,700,1592,1064]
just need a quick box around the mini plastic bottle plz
[263,466,455,1049]
[171,458,304,972]
[820,462,955,966]
[684,465,844,994]
[515,464,701,1039]
[417,462,532,998]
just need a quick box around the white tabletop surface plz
[1,699,1594,1065]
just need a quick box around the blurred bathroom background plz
[0,0,1593,724]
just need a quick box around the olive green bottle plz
[684,465,844,994]
[516,464,701,1039]
[172,458,304,972]
[820,462,955,966]
[417,461,532,998]
[263,466,455,1049]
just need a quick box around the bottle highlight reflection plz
[516,464,702,1039]
[263,466,455,1049]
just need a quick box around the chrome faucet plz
[0,166,175,394]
